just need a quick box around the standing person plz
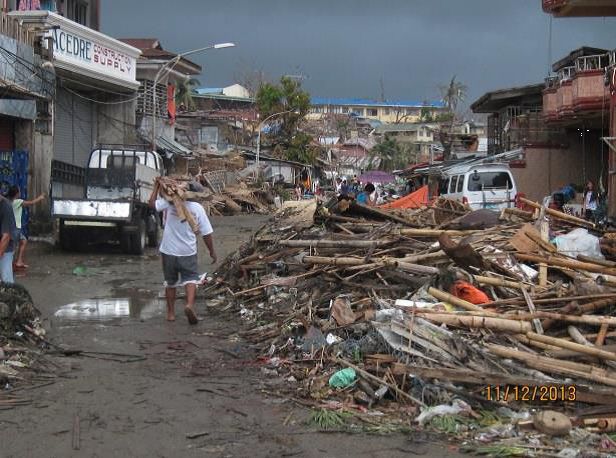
[356,182,377,206]
[7,186,45,269]
[149,180,217,324]
[0,194,16,283]
[582,180,598,221]
[334,177,342,195]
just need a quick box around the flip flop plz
[14,264,28,270]
[184,307,198,325]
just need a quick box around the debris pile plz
[0,283,51,409]
[158,175,273,216]
[204,197,616,454]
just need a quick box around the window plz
[342,107,349,113]
[66,0,89,26]
[439,178,450,195]
[467,171,513,191]
[448,176,458,193]
[383,108,390,115]
[353,108,364,116]
[456,175,464,192]
[367,108,378,117]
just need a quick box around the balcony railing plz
[558,66,576,83]
[0,13,35,47]
[575,54,609,72]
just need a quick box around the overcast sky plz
[102,0,616,106]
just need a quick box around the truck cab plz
[52,147,163,254]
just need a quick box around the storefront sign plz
[51,28,137,85]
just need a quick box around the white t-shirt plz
[155,198,213,256]
[585,192,598,211]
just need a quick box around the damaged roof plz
[470,83,544,113]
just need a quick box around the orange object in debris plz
[450,280,490,305]
[380,185,429,209]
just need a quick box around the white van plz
[438,163,517,211]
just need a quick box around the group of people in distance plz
[335,175,378,206]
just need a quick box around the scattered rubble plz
[202,195,616,455]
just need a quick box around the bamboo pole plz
[596,324,610,347]
[279,239,390,248]
[398,228,478,237]
[526,332,616,361]
[520,197,595,228]
[473,275,528,289]
[411,308,616,326]
[578,255,616,268]
[419,313,532,333]
[515,253,616,276]
[543,297,616,330]
[487,344,616,387]
[427,287,490,313]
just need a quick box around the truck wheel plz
[147,214,159,248]
[128,219,147,254]
[59,222,86,252]
[58,221,71,251]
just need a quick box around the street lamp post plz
[255,109,297,177]
[150,42,235,151]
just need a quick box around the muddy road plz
[1,215,461,457]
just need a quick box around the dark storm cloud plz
[103,0,616,105]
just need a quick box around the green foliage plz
[369,137,408,171]
[284,132,318,164]
[175,77,201,111]
[420,106,435,122]
[435,112,454,122]
[256,76,315,163]
[308,409,352,430]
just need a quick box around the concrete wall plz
[511,130,605,202]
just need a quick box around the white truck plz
[438,163,518,211]
[52,148,163,254]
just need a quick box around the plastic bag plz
[553,228,604,260]
[415,399,472,425]
[328,368,357,388]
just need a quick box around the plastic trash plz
[72,266,88,276]
[415,399,473,425]
[554,228,604,260]
[328,368,357,388]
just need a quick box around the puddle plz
[54,297,163,323]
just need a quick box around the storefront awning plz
[156,136,192,156]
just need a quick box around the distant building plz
[119,38,201,158]
[193,84,254,111]
[372,123,437,160]
[308,97,445,125]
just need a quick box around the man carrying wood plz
[149,180,217,324]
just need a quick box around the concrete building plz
[542,1,616,219]
[471,55,607,203]
[372,123,437,160]
[308,97,445,125]
[118,38,201,159]
[11,6,141,213]
[0,12,55,233]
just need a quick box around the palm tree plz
[438,76,468,160]
[175,77,201,112]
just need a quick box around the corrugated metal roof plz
[195,87,224,95]
[156,136,192,156]
[311,97,445,108]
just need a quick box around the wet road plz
[1,215,462,458]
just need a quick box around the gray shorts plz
[161,253,200,288]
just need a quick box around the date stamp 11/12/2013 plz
[483,385,577,402]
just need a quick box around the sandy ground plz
[0,215,464,458]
